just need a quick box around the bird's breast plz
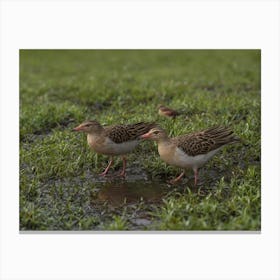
[158,144,221,169]
[87,134,138,155]
[158,143,178,166]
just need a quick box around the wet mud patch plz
[20,160,255,230]
[85,167,234,229]
[87,176,173,230]
[92,180,169,206]
[23,166,174,230]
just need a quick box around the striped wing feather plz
[105,122,156,144]
[173,126,240,156]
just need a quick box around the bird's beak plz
[140,132,152,139]
[72,125,83,132]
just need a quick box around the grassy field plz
[20,50,261,231]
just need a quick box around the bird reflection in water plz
[93,181,168,206]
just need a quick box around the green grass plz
[20,50,261,231]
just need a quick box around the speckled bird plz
[158,104,180,119]
[73,120,156,177]
[141,126,240,186]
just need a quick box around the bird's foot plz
[117,171,126,178]
[99,171,108,177]
[168,179,178,185]
[168,172,185,185]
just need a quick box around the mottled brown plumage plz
[158,105,180,118]
[174,126,240,156]
[140,126,240,186]
[73,120,156,177]
[105,122,156,143]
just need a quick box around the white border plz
[1,1,279,280]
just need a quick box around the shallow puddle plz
[92,180,170,206]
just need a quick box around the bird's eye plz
[153,131,159,135]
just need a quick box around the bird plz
[140,126,240,186]
[73,120,156,177]
[158,104,180,119]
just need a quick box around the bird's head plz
[73,120,103,134]
[140,127,167,142]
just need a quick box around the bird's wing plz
[173,126,239,156]
[105,122,156,143]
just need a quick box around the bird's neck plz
[87,126,105,136]
[87,131,105,147]
[157,138,175,157]
[157,136,172,147]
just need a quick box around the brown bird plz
[158,104,180,119]
[140,126,240,186]
[73,120,156,177]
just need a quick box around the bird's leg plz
[169,171,185,184]
[118,156,127,177]
[194,168,199,186]
[99,157,113,176]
